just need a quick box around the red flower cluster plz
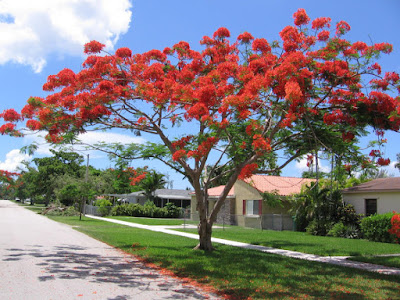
[293,8,310,26]
[306,155,313,167]
[317,30,330,41]
[369,149,380,157]
[344,164,352,172]
[187,137,218,161]
[342,132,355,142]
[389,213,400,243]
[0,123,16,135]
[280,25,303,52]
[172,149,187,161]
[115,47,132,58]
[238,163,258,180]
[311,17,331,30]
[172,136,193,150]
[252,134,271,155]
[84,40,105,54]
[0,109,21,122]
[0,170,20,184]
[237,32,254,43]
[336,21,351,36]
[377,157,390,166]
[213,27,230,39]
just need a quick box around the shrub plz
[337,204,361,227]
[327,222,361,239]
[327,222,347,238]
[111,204,128,216]
[143,201,162,218]
[360,212,397,243]
[95,198,112,217]
[110,202,182,218]
[306,219,334,236]
[127,203,145,217]
[94,198,112,207]
[164,202,182,218]
[62,206,80,216]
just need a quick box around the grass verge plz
[48,215,400,299]
[349,256,400,269]
[15,201,45,213]
[176,226,400,257]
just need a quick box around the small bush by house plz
[360,212,397,243]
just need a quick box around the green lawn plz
[47,215,400,300]
[107,215,197,226]
[349,255,400,269]
[15,201,45,213]
[176,226,400,257]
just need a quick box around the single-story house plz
[110,189,193,209]
[191,175,315,231]
[342,177,400,216]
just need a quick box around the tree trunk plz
[194,218,214,251]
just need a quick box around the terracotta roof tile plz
[207,185,235,197]
[205,175,315,197]
[244,175,315,196]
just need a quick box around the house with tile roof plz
[342,177,400,216]
[191,175,315,231]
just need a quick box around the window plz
[243,200,262,215]
[365,199,377,216]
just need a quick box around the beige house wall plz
[190,180,295,230]
[343,192,400,215]
[233,180,293,228]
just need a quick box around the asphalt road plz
[0,200,219,300]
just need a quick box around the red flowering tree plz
[0,170,20,196]
[2,9,400,250]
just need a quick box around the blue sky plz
[1,0,400,188]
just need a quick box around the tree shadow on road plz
[3,244,211,300]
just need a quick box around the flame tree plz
[1,9,400,250]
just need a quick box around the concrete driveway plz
[0,200,219,300]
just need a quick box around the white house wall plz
[343,192,400,215]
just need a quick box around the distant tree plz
[395,153,400,172]
[30,150,84,205]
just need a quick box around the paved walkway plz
[87,215,400,276]
[0,200,220,300]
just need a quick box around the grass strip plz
[15,201,45,213]
[349,256,400,269]
[175,226,400,257]
[48,215,400,300]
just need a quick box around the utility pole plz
[79,154,89,221]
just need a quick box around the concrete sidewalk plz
[87,215,400,276]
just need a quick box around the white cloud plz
[79,131,145,146]
[0,0,132,72]
[383,161,400,177]
[295,156,330,173]
[0,149,30,172]
[23,130,145,157]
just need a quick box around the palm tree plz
[139,171,166,202]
